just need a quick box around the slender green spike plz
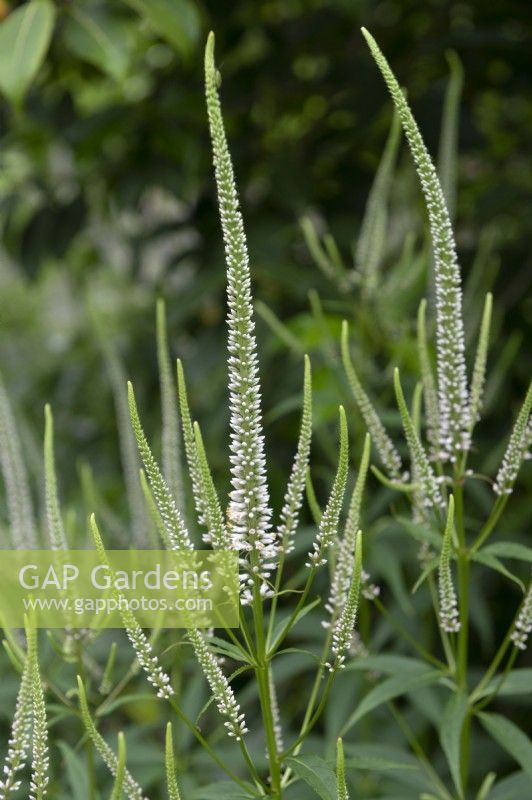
[417,299,440,457]
[411,382,423,437]
[156,299,184,509]
[44,405,67,550]
[326,434,370,620]
[128,383,192,551]
[394,369,444,512]
[140,469,171,550]
[165,723,181,800]
[90,516,174,700]
[109,733,126,800]
[29,627,48,800]
[0,630,33,798]
[276,355,313,555]
[438,51,464,220]
[493,381,532,496]
[77,676,147,800]
[328,531,363,670]
[0,370,36,547]
[301,216,344,287]
[99,642,118,695]
[205,32,273,598]
[176,359,205,524]
[193,422,230,549]
[438,496,460,633]
[341,320,403,479]
[356,108,401,296]
[511,575,532,651]
[362,28,470,460]
[336,737,349,800]
[469,293,492,433]
[307,407,349,568]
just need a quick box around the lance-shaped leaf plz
[493,381,532,496]
[326,434,370,620]
[394,369,444,512]
[336,738,349,800]
[128,383,192,550]
[156,299,184,509]
[417,299,440,458]
[0,371,36,547]
[362,28,470,461]
[468,293,492,433]
[341,321,403,480]
[205,32,273,597]
[356,109,401,296]
[307,407,349,568]
[165,724,181,800]
[276,355,313,555]
[438,496,460,633]
[77,677,148,800]
[438,51,464,220]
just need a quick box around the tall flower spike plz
[165,724,181,800]
[177,359,206,525]
[356,109,401,297]
[187,629,248,741]
[77,677,149,800]
[417,299,440,459]
[328,531,363,671]
[0,371,37,547]
[438,496,460,633]
[511,576,532,651]
[276,355,313,555]
[341,321,403,480]
[0,634,33,799]
[205,33,273,597]
[394,369,444,512]
[336,738,349,800]
[29,632,49,800]
[493,381,532,496]
[109,733,127,800]
[326,434,370,621]
[307,407,349,568]
[468,293,492,433]
[362,28,470,461]
[128,383,192,551]
[90,516,174,700]
[44,405,68,550]
[193,422,231,549]
[156,300,184,509]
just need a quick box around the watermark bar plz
[0,550,239,628]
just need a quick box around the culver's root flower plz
[328,531,363,671]
[438,496,460,633]
[276,355,312,555]
[336,737,349,800]
[77,677,148,800]
[187,629,248,741]
[29,634,48,800]
[363,27,470,461]
[511,577,532,651]
[493,381,532,496]
[307,407,349,568]
[90,516,174,700]
[0,636,33,799]
[205,32,274,601]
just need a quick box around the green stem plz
[470,496,508,554]
[267,567,317,658]
[373,597,447,670]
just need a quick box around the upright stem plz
[76,641,97,800]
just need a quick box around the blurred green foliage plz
[0,0,531,797]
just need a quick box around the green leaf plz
[57,742,90,800]
[487,772,532,800]
[285,755,336,800]
[471,552,525,592]
[341,671,441,734]
[482,542,532,564]
[191,783,253,800]
[479,669,532,698]
[345,654,432,676]
[63,4,132,81]
[478,712,532,779]
[440,691,469,797]
[124,0,201,58]
[0,0,55,104]
[345,754,416,770]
